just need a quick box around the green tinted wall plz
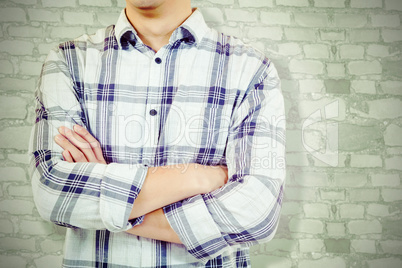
[0,0,401,267]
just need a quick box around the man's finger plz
[58,126,98,163]
[55,134,88,163]
[62,150,74,162]
[73,124,106,164]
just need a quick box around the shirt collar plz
[114,8,208,50]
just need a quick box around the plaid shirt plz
[28,8,286,268]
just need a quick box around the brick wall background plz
[0,0,401,267]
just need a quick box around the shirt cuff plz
[163,195,230,262]
[99,162,147,232]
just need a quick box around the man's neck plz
[125,0,193,52]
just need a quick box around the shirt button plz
[155,57,162,64]
[149,109,157,116]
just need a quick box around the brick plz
[350,29,380,42]
[315,0,345,8]
[0,78,36,92]
[385,156,402,170]
[382,189,402,202]
[20,220,54,235]
[294,172,328,187]
[285,187,317,201]
[64,11,94,25]
[38,43,58,56]
[117,0,125,7]
[208,0,234,4]
[34,255,63,268]
[324,239,350,253]
[367,44,390,57]
[8,153,30,164]
[339,204,364,218]
[299,258,346,268]
[285,28,316,41]
[0,219,14,234]
[299,239,324,252]
[290,59,324,75]
[348,219,382,234]
[261,12,291,25]
[383,30,402,43]
[277,43,301,56]
[0,126,32,150]
[350,189,380,202]
[97,12,120,26]
[8,26,43,38]
[0,167,26,182]
[367,204,395,217]
[41,239,64,253]
[49,26,86,39]
[350,155,382,168]
[11,0,37,3]
[303,204,329,218]
[324,79,350,94]
[264,238,297,252]
[351,80,376,94]
[326,223,346,237]
[339,45,364,59]
[79,0,112,6]
[367,258,402,268]
[327,63,345,77]
[387,147,402,155]
[348,60,382,75]
[286,153,310,166]
[321,189,345,200]
[28,9,60,21]
[289,218,324,234]
[334,14,367,28]
[0,256,27,268]
[0,40,34,56]
[0,8,26,22]
[334,173,367,187]
[0,96,27,119]
[199,8,224,23]
[304,44,329,59]
[367,98,402,119]
[8,185,33,197]
[371,14,400,27]
[251,256,291,268]
[277,0,309,7]
[299,80,323,93]
[247,26,283,40]
[381,81,402,95]
[42,0,76,7]
[351,0,382,8]
[380,240,402,255]
[0,237,36,251]
[294,13,329,27]
[281,79,298,92]
[385,124,402,146]
[0,200,34,215]
[239,0,273,7]
[383,60,402,78]
[281,202,302,215]
[225,9,257,22]
[0,60,14,74]
[383,220,402,237]
[19,60,43,76]
[385,0,402,11]
[339,124,382,151]
[351,240,376,253]
[320,30,345,41]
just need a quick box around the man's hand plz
[55,124,106,164]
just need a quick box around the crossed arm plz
[55,124,228,244]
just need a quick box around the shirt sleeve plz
[163,61,286,262]
[28,46,148,232]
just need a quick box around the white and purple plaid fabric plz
[28,8,286,268]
